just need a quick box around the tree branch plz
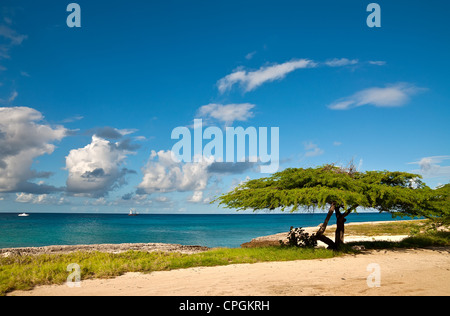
[317,203,336,236]
[343,205,358,217]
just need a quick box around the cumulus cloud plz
[0,107,67,193]
[197,103,255,126]
[138,150,215,194]
[409,156,450,179]
[217,59,316,93]
[65,135,136,197]
[188,191,204,203]
[328,83,425,110]
[15,192,65,205]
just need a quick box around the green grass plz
[326,220,428,237]
[347,231,450,250]
[0,247,337,296]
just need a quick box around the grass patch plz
[0,247,337,296]
[326,220,428,237]
[347,231,450,250]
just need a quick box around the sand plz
[9,247,450,296]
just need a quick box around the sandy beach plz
[10,247,450,296]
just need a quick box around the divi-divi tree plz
[215,164,441,250]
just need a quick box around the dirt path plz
[10,248,450,296]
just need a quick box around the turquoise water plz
[0,213,412,249]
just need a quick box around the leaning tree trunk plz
[315,204,356,250]
[314,203,337,250]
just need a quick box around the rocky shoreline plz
[0,243,210,257]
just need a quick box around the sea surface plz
[0,212,414,249]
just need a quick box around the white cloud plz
[217,59,316,93]
[0,25,27,45]
[245,51,256,60]
[138,150,215,194]
[15,193,53,204]
[303,142,324,158]
[61,115,84,123]
[8,90,18,102]
[409,156,450,179]
[89,126,138,140]
[155,196,170,203]
[0,107,67,193]
[328,83,424,110]
[65,135,136,197]
[15,193,35,203]
[197,103,255,126]
[188,191,204,203]
[0,24,27,61]
[357,158,364,172]
[91,197,108,206]
[325,58,358,67]
[369,61,386,66]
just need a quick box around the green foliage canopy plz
[427,184,450,224]
[215,165,437,217]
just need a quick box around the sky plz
[0,0,449,214]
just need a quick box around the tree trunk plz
[315,203,337,250]
[334,210,346,249]
[334,207,355,249]
[315,204,356,250]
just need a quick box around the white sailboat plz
[18,213,30,217]
[128,209,138,216]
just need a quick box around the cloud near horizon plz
[138,150,215,194]
[409,156,450,179]
[328,83,425,110]
[65,135,137,198]
[0,107,67,194]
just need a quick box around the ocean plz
[0,212,413,249]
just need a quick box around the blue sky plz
[0,0,449,213]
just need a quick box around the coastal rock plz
[1,251,12,258]
[0,243,209,256]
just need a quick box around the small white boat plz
[18,213,30,217]
[128,209,138,216]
